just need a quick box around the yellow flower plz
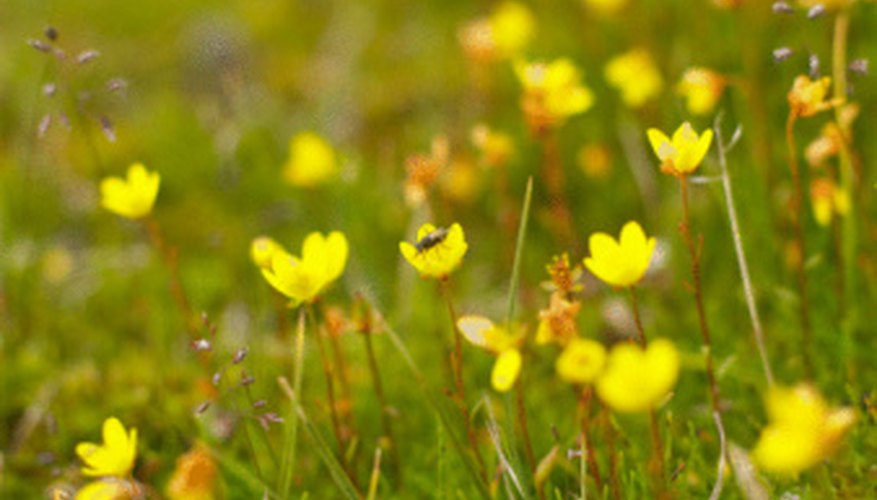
[260,231,348,306]
[166,444,217,500]
[810,179,850,227]
[677,67,726,115]
[605,49,663,108]
[752,384,856,475]
[76,417,138,478]
[536,291,581,346]
[250,236,283,269]
[582,0,628,15]
[488,1,535,59]
[100,163,160,220]
[471,124,514,168]
[75,479,138,500]
[595,339,679,413]
[578,143,613,181]
[556,338,607,384]
[457,315,522,392]
[399,223,468,279]
[647,122,713,176]
[516,58,594,132]
[282,132,338,187]
[788,76,836,118]
[583,221,656,288]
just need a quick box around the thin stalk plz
[539,131,577,247]
[145,217,196,336]
[278,309,306,499]
[628,287,646,348]
[363,330,401,484]
[784,112,813,378]
[603,407,621,500]
[713,119,774,386]
[244,384,279,467]
[577,388,603,493]
[366,448,382,500]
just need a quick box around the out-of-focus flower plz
[471,124,514,168]
[399,223,468,279]
[442,159,481,204]
[712,0,743,9]
[166,444,217,500]
[582,0,629,15]
[75,479,140,500]
[537,291,581,346]
[404,136,448,207]
[752,384,856,475]
[282,132,338,188]
[556,338,607,384]
[804,103,858,168]
[647,122,713,176]
[250,236,283,269]
[100,163,160,220]
[459,2,535,63]
[788,76,838,118]
[578,143,613,180]
[810,178,850,227]
[583,221,656,288]
[595,339,680,413]
[260,231,348,306]
[457,315,522,392]
[605,49,663,108]
[798,0,853,11]
[677,67,726,115]
[42,246,74,284]
[516,58,594,133]
[76,417,137,478]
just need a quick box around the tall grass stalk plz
[278,309,306,500]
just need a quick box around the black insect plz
[414,227,449,253]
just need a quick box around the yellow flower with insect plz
[647,122,713,176]
[752,384,856,475]
[457,315,522,392]
[250,236,283,269]
[810,179,850,227]
[399,223,468,279]
[677,67,726,116]
[488,1,535,59]
[260,231,348,306]
[605,49,663,108]
[100,163,160,220]
[556,338,607,384]
[583,221,656,288]
[283,132,338,188]
[76,417,138,478]
[516,58,594,132]
[788,76,837,118]
[595,339,679,413]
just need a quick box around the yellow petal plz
[491,349,522,392]
[556,338,607,384]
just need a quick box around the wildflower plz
[399,223,468,279]
[647,122,713,176]
[76,417,138,478]
[595,338,680,413]
[250,236,283,269]
[555,338,607,384]
[605,49,663,108]
[488,1,535,59]
[577,143,613,180]
[752,384,856,475]
[260,231,348,306]
[541,253,583,295]
[582,0,628,15]
[583,221,656,288]
[536,291,581,346]
[804,103,858,168]
[677,67,726,115]
[471,124,514,168]
[166,444,217,500]
[404,136,447,207]
[75,479,139,500]
[442,159,481,204]
[457,315,522,392]
[282,132,338,188]
[99,163,160,220]
[516,58,594,133]
[788,76,837,118]
[810,179,850,227]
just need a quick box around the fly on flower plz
[400,223,468,279]
[457,315,523,392]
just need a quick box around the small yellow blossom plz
[577,143,613,180]
[166,444,217,500]
[489,2,535,59]
[788,76,837,118]
[75,479,139,500]
[260,231,348,306]
[810,179,850,227]
[250,236,283,269]
[677,67,726,115]
[583,221,656,288]
[399,223,468,279]
[805,104,858,168]
[457,315,522,392]
[516,58,594,133]
[582,0,628,15]
[76,417,138,478]
[282,132,338,188]
[605,49,663,108]
[471,124,514,168]
[752,384,856,475]
[556,338,607,384]
[647,122,713,176]
[536,291,581,346]
[442,160,481,204]
[595,339,679,413]
[100,163,160,220]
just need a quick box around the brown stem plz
[784,112,813,379]
[577,387,603,492]
[539,131,577,249]
[603,406,621,500]
[145,217,196,337]
[363,329,402,485]
[628,286,647,348]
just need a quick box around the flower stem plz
[602,406,621,500]
[145,217,196,337]
[278,308,306,499]
[363,325,402,485]
[539,131,577,248]
[577,387,603,493]
[628,286,646,348]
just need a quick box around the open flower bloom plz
[605,49,663,108]
[583,221,655,288]
[399,223,468,279]
[556,338,607,384]
[283,132,338,188]
[457,315,522,392]
[515,58,594,132]
[752,384,856,475]
[677,67,726,115]
[788,76,838,118]
[76,417,138,478]
[261,231,348,306]
[100,163,160,220]
[536,291,581,346]
[810,178,850,227]
[647,122,713,176]
[595,339,679,413]
[488,1,535,59]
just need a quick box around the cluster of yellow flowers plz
[515,58,594,133]
[605,49,663,108]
